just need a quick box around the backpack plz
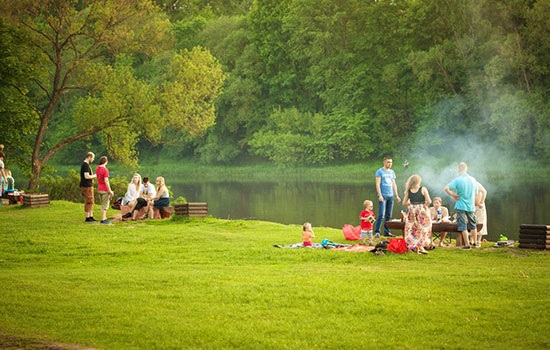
[112,197,123,210]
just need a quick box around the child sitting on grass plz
[302,222,315,247]
[359,200,376,246]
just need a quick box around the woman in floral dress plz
[402,175,432,254]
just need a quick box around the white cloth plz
[475,205,488,235]
[123,183,140,205]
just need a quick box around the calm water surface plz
[172,179,550,241]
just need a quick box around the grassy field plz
[0,201,549,349]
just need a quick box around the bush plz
[41,170,128,203]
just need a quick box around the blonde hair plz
[155,176,165,191]
[131,173,142,191]
[363,199,373,208]
[405,174,422,192]
[303,222,312,231]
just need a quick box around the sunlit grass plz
[0,201,548,349]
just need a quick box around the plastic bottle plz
[437,208,442,222]
[499,234,508,241]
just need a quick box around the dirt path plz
[0,333,97,350]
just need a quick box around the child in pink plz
[302,222,315,247]
[360,200,376,246]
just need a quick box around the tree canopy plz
[0,0,225,188]
[2,0,549,186]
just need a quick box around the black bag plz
[112,196,123,210]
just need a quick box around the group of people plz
[358,157,488,254]
[79,151,170,224]
[120,173,170,221]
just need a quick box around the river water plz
[172,178,550,242]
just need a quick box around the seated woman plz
[146,176,170,219]
[429,197,450,247]
[123,175,157,220]
[121,173,141,219]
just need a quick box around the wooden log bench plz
[174,202,208,218]
[2,192,24,205]
[519,224,550,250]
[120,205,174,220]
[386,220,483,246]
[153,206,174,219]
[22,194,50,208]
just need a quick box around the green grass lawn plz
[0,201,549,349]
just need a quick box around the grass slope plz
[0,201,549,349]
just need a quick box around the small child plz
[302,222,315,247]
[359,200,376,246]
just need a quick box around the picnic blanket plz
[273,239,393,255]
[273,238,351,249]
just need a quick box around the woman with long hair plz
[402,174,432,254]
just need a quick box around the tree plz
[0,19,37,167]
[0,0,225,189]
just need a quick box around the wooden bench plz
[153,206,174,219]
[2,192,23,205]
[386,220,483,245]
[174,202,208,218]
[519,224,550,250]
[121,205,174,220]
[22,194,50,208]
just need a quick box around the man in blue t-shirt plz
[374,157,401,237]
[445,162,478,250]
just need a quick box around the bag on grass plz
[112,196,123,210]
[342,224,361,240]
[387,238,408,254]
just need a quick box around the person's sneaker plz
[384,233,395,237]
[89,217,97,222]
[100,219,111,225]
[374,233,380,238]
[460,245,471,250]
[122,212,132,219]
[85,217,93,222]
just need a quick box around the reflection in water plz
[172,180,549,241]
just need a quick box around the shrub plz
[41,170,128,203]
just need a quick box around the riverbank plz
[0,201,548,349]
[19,158,550,186]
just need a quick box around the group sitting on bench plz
[121,174,170,220]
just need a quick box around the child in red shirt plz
[360,200,376,246]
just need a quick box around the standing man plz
[96,156,114,225]
[80,152,97,222]
[444,162,478,250]
[374,157,401,238]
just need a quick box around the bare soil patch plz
[0,333,96,350]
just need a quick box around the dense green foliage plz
[189,0,550,165]
[1,0,550,188]
[0,201,549,349]
[0,0,225,189]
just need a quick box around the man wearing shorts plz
[96,156,114,224]
[80,152,97,222]
[444,162,478,250]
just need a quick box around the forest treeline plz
[1,0,549,187]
